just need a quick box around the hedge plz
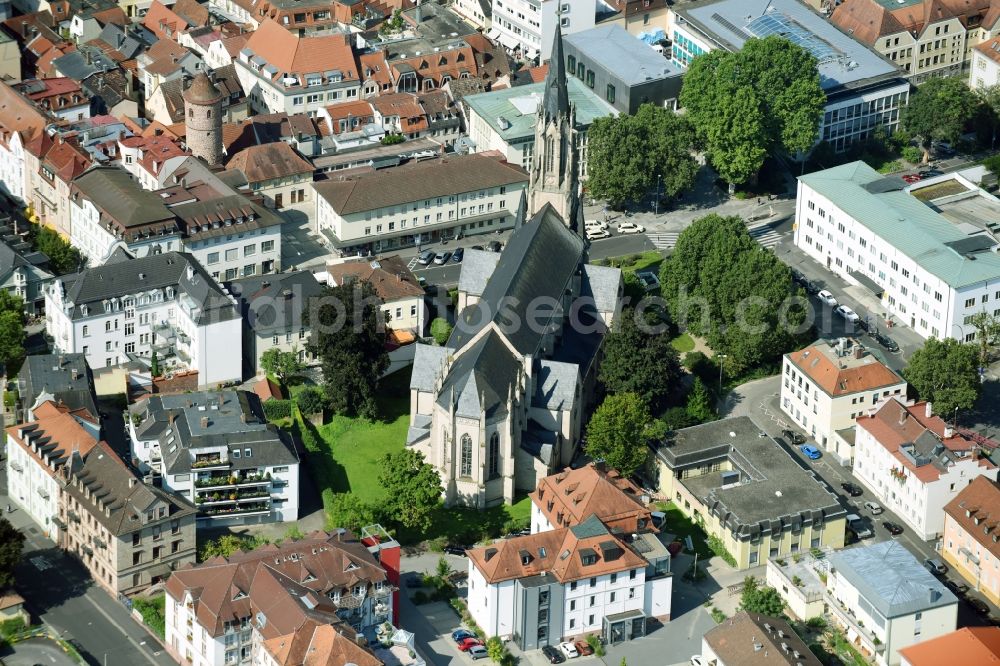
[262,399,292,422]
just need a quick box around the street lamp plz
[717,354,728,393]
[654,173,662,216]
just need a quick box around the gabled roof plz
[263,621,382,666]
[325,255,424,302]
[70,165,176,228]
[531,463,652,534]
[6,400,100,480]
[227,271,325,336]
[242,19,357,81]
[704,611,822,666]
[898,626,1000,666]
[943,476,1000,564]
[786,339,903,397]
[830,0,905,45]
[225,141,314,183]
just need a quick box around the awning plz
[487,28,500,40]
[604,608,645,623]
[498,33,519,51]
[388,329,416,346]
[526,49,538,60]
[848,270,884,297]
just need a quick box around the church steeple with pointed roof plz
[527,23,583,238]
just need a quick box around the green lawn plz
[656,501,712,559]
[598,250,664,274]
[670,333,695,353]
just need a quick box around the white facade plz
[853,412,998,542]
[972,47,1000,90]
[4,432,61,539]
[45,276,243,386]
[794,172,1000,342]
[166,591,236,666]
[491,0,595,60]
[186,226,282,283]
[0,131,28,202]
[70,196,184,263]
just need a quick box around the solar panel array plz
[746,12,842,64]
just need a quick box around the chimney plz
[71,368,79,381]
[59,354,65,367]
[944,426,955,439]
[168,412,176,425]
[129,477,137,488]
[925,402,933,418]
[20,20,27,37]
[85,49,92,66]
[200,416,209,428]
[853,346,863,360]
[898,408,907,426]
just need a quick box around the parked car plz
[799,443,822,460]
[558,642,579,658]
[882,520,904,536]
[469,645,489,660]
[864,501,884,515]
[452,629,476,642]
[574,640,594,656]
[541,645,566,663]
[969,598,991,615]
[835,305,860,324]
[874,331,900,353]
[457,637,483,651]
[433,251,452,265]
[945,579,969,596]
[782,429,806,445]
[617,221,646,234]
[918,169,944,178]
[817,290,838,306]
[901,174,922,184]
[841,482,864,497]
[846,514,873,539]
[451,247,464,263]
[586,228,611,241]
[471,245,484,251]
[443,544,468,556]
[585,219,609,231]
[933,141,956,156]
[636,270,660,292]
[417,249,436,265]
[487,240,503,253]
[924,558,948,575]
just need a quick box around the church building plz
[406,26,624,508]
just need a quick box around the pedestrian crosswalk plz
[647,232,679,250]
[748,222,784,250]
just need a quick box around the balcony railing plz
[202,503,271,518]
[51,516,67,529]
[37,488,49,500]
[335,593,365,609]
[192,458,228,469]
[93,536,107,549]
[68,510,81,523]
[9,461,22,473]
[195,476,236,489]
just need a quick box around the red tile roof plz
[531,463,654,535]
[6,400,100,481]
[786,341,903,397]
[243,19,356,83]
[899,626,1000,665]
[943,477,1000,564]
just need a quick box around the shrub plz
[262,399,292,422]
[585,634,605,657]
[806,617,827,630]
[707,534,737,567]
[295,387,325,416]
[430,318,453,345]
[381,133,405,145]
[0,617,26,638]
[133,595,166,640]
[710,607,726,623]
[901,145,923,164]
[984,153,1000,175]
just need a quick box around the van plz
[924,558,947,575]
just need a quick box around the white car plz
[559,642,579,659]
[586,228,611,241]
[585,219,609,231]
[617,221,646,234]
[817,289,838,306]
[864,501,884,516]
[690,658,708,666]
[835,305,860,323]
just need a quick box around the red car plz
[458,637,483,651]
[901,174,922,184]
[574,640,595,656]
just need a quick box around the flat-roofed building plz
[780,337,906,462]
[670,0,910,152]
[652,416,847,570]
[795,162,1000,341]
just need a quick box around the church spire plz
[543,21,569,120]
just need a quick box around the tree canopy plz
[685,377,716,424]
[739,577,785,616]
[295,386,326,416]
[33,224,84,275]
[377,449,442,532]
[586,104,699,205]
[598,309,683,411]
[680,36,826,185]
[430,317,452,346]
[307,281,389,419]
[903,76,979,161]
[199,534,269,560]
[0,292,25,373]
[0,517,25,589]
[903,337,982,416]
[659,214,806,374]
[260,348,303,385]
[585,392,664,476]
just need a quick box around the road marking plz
[71,588,162,666]
[747,222,784,249]
[646,232,679,250]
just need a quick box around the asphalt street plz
[1,470,173,666]
[1,637,80,666]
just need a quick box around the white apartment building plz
[827,541,958,666]
[234,19,360,117]
[797,163,1000,342]
[971,39,1000,89]
[5,400,99,542]
[128,390,300,524]
[853,398,998,541]
[489,0,595,61]
[45,251,243,387]
[313,153,527,256]
[780,338,906,463]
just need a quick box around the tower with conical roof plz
[527,23,581,235]
[183,72,224,166]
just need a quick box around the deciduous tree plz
[378,450,442,532]
[904,337,982,416]
[585,392,664,476]
[681,36,826,185]
[903,76,979,162]
[307,281,389,419]
[32,224,84,275]
[739,577,785,616]
[598,309,682,411]
[587,104,698,205]
[0,517,25,589]
[0,294,25,372]
[295,386,326,416]
[260,348,303,385]
[325,492,378,533]
[430,317,452,346]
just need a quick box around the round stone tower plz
[183,72,224,166]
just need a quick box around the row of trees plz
[0,291,26,373]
